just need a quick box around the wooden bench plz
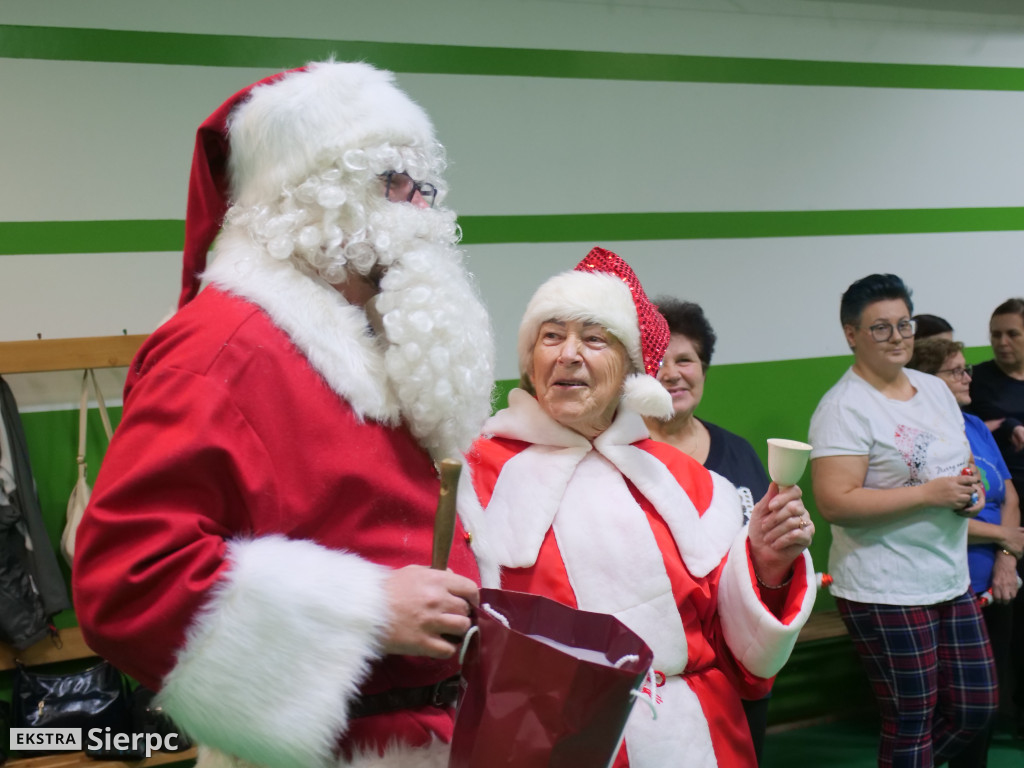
[796,609,848,644]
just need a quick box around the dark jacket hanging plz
[0,375,71,648]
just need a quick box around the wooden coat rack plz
[0,334,147,374]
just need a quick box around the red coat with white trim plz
[73,284,479,768]
[460,389,815,768]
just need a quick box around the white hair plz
[218,141,493,459]
[224,142,448,286]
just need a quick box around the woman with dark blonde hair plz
[909,336,1022,767]
[965,296,1024,739]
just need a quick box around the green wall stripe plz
[4,24,1024,90]
[460,208,1024,244]
[0,220,184,256]
[2,208,1022,255]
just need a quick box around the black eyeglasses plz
[866,319,916,342]
[381,171,437,208]
[936,364,973,381]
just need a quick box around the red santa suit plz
[74,230,486,768]
[460,389,815,768]
[75,61,498,768]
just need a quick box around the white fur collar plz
[203,228,400,424]
[474,389,742,578]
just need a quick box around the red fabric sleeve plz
[73,367,271,689]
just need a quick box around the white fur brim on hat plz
[517,270,673,420]
[227,61,438,209]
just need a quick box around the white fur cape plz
[459,388,815,680]
[204,228,400,425]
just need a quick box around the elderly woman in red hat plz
[461,248,816,768]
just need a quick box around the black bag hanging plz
[12,659,134,740]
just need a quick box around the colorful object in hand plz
[961,466,979,506]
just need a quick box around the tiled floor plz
[763,715,1023,767]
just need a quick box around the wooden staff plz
[431,458,463,570]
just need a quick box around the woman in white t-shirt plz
[809,274,996,768]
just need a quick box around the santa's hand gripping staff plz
[72,62,495,768]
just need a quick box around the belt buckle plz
[430,676,459,708]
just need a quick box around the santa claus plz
[73,61,495,768]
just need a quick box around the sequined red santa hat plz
[517,247,674,419]
[178,61,438,309]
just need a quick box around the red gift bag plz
[449,588,654,768]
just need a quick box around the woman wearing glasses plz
[808,274,996,768]
[966,298,1024,741]
[907,337,1022,767]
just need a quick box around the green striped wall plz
[3,25,1023,255]
[3,207,1024,256]
[5,24,1024,90]
[3,25,1009,344]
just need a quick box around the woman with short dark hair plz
[809,273,997,768]
[644,297,773,763]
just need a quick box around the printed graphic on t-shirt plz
[737,486,755,524]
[976,463,991,492]
[894,424,934,486]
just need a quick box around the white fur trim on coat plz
[463,390,742,579]
[596,437,743,579]
[717,529,816,678]
[623,676,716,768]
[204,228,399,425]
[455,464,501,589]
[552,450,689,671]
[158,536,390,768]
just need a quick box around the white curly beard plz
[368,204,495,461]
[214,146,495,459]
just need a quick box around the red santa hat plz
[517,247,674,419]
[178,61,438,308]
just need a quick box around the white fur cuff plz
[159,536,391,768]
[717,530,815,679]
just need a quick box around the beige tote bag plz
[61,369,113,566]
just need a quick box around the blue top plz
[700,419,769,526]
[963,411,1012,593]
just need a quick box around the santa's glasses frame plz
[381,171,438,208]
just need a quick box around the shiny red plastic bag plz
[449,588,653,768]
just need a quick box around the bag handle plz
[89,369,114,443]
[77,369,113,462]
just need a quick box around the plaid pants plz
[837,592,997,768]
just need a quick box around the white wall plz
[2,0,1023,405]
